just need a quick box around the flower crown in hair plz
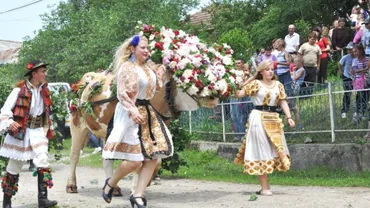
[131,35,140,47]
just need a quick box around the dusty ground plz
[10,163,370,208]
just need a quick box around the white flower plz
[149,41,156,50]
[215,64,226,77]
[149,34,155,41]
[186,85,199,95]
[229,76,235,83]
[189,44,199,53]
[137,21,143,25]
[177,45,191,57]
[214,51,221,58]
[169,61,177,69]
[206,71,217,83]
[222,55,233,66]
[208,47,216,54]
[191,56,202,68]
[186,36,200,45]
[178,58,191,70]
[178,30,187,37]
[138,31,144,36]
[215,79,228,94]
[183,69,193,79]
[223,43,231,49]
[199,87,211,97]
[162,28,176,39]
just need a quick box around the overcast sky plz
[0,0,210,42]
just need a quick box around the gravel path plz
[10,163,370,208]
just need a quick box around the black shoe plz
[102,178,114,203]
[3,194,12,208]
[29,160,36,172]
[37,168,58,208]
[129,195,147,208]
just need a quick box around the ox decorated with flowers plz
[66,23,244,194]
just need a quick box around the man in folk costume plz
[0,60,57,208]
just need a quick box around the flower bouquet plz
[136,22,244,99]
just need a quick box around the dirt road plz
[11,163,370,208]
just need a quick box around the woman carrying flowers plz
[101,35,173,208]
[234,60,295,196]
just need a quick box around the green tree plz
[209,0,262,38]
[19,0,200,84]
[218,28,254,60]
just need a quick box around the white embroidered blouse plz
[116,61,167,116]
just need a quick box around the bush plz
[0,65,18,173]
[161,119,192,174]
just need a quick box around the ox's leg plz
[66,119,88,193]
[152,158,162,181]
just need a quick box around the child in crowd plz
[350,44,368,123]
[289,58,305,129]
[258,46,277,64]
[338,42,355,119]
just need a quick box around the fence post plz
[221,102,226,142]
[188,111,192,134]
[328,82,336,142]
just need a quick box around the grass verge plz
[52,141,370,187]
[161,150,370,187]
[49,139,121,168]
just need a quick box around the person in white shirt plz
[0,60,58,208]
[285,24,300,55]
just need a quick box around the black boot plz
[3,194,12,208]
[37,168,57,208]
[1,172,19,208]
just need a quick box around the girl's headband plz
[131,35,140,47]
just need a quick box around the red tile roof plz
[190,9,212,26]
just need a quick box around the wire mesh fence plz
[179,80,370,143]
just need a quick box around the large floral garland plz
[137,22,244,99]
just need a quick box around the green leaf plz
[248,193,258,201]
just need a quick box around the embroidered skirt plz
[102,102,173,161]
[234,110,290,175]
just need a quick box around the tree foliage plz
[218,28,254,61]
[19,0,200,83]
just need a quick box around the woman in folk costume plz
[0,60,57,208]
[101,35,173,208]
[234,59,295,196]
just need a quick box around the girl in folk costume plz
[234,59,295,196]
[101,35,173,208]
[0,60,57,208]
